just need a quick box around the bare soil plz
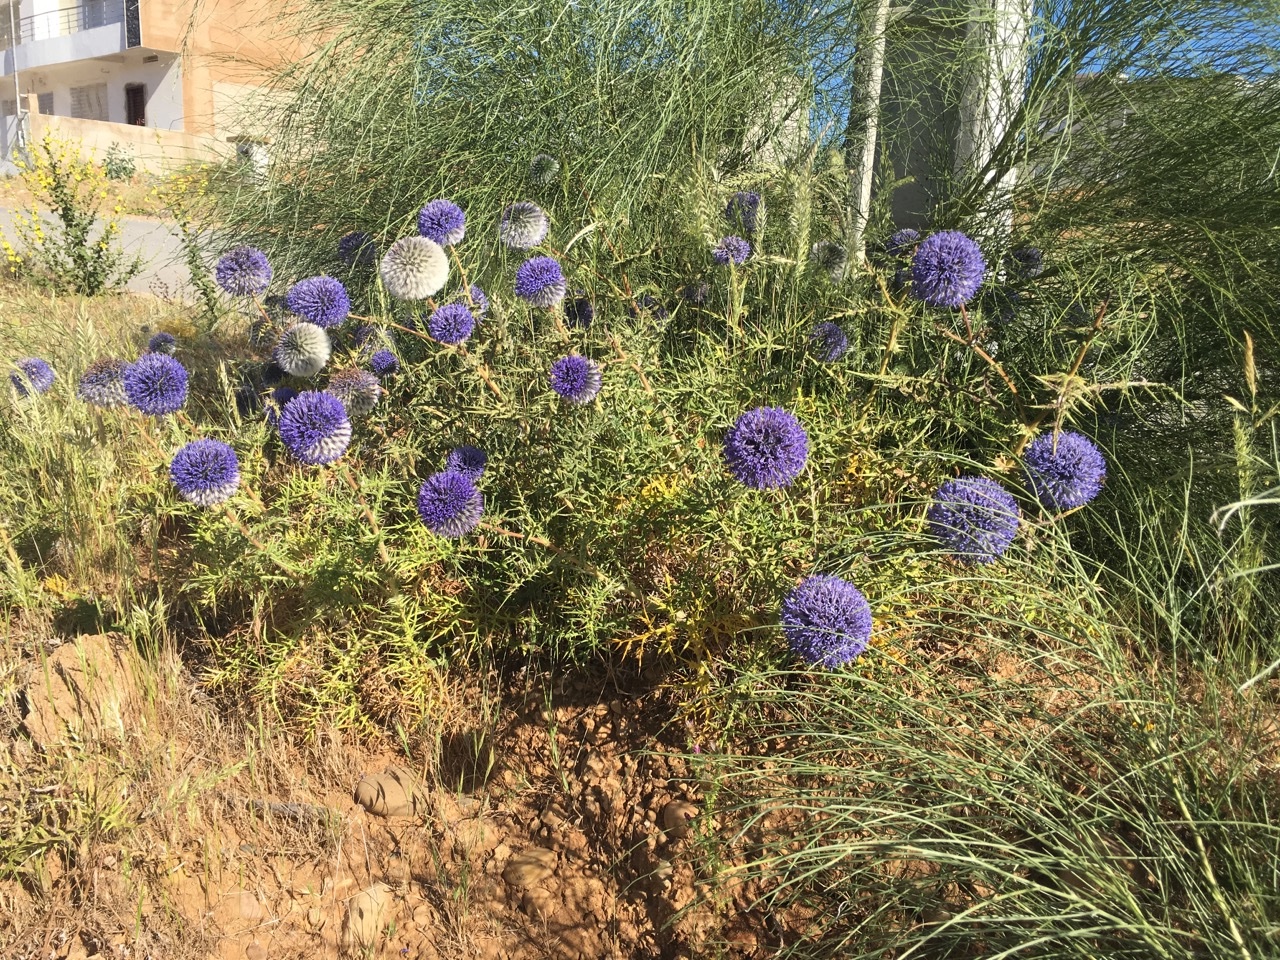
[0,633,763,960]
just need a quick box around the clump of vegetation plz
[2,134,142,295]
[2,0,1279,954]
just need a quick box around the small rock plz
[502,847,556,888]
[306,907,323,930]
[653,859,674,881]
[661,800,698,839]
[345,882,391,950]
[521,886,554,921]
[245,943,267,960]
[353,767,426,818]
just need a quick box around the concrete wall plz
[16,51,182,128]
[22,93,231,169]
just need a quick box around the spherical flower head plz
[285,275,351,329]
[514,255,567,308]
[628,294,668,321]
[170,439,240,508]
[809,322,848,362]
[10,357,55,397]
[910,230,986,308]
[1023,431,1106,511]
[1006,245,1045,280]
[725,190,762,234]
[465,284,489,316]
[428,302,475,345]
[248,317,278,350]
[417,470,483,538]
[277,390,352,465]
[274,322,332,378]
[122,353,187,415]
[380,236,449,300]
[566,296,594,329]
[353,324,383,349]
[927,476,1020,564]
[147,332,176,355]
[885,228,921,258]
[338,231,377,267]
[215,245,272,297]
[265,386,298,426]
[549,355,602,405]
[235,385,260,417]
[77,357,127,407]
[781,574,873,668]
[418,199,466,246]
[713,235,750,266]
[261,361,285,386]
[499,201,549,249]
[370,350,400,377]
[812,240,847,277]
[528,153,560,186]
[723,406,809,489]
[327,368,382,417]
[445,444,487,481]
[678,281,709,305]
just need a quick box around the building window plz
[37,92,54,115]
[1,99,16,118]
[70,84,108,122]
[125,83,146,126]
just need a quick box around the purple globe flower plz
[338,231,377,267]
[678,281,709,305]
[529,153,560,186]
[499,201,549,249]
[628,294,668,321]
[885,228,921,257]
[445,444,487,481]
[549,355,602,405]
[514,255,566,308]
[326,368,382,417]
[927,476,1020,564]
[274,322,332,378]
[781,574,873,668]
[122,353,188,415]
[285,276,351,329]
[147,332,177,355]
[809,322,848,361]
[910,230,986,308]
[370,350,400,377]
[427,302,475,345]
[380,236,449,300]
[277,390,352,465]
[1023,431,1106,511]
[261,361,285,386]
[265,386,298,427]
[724,406,809,489]
[215,246,272,297]
[1005,245,1045,280]
[463,284,489,316]
[725,190,762,234]
[566,296,594,329]
[10,357,55,397]
[417,470,483,538]
[418,199,466,246]
[713,235,750,266]
[812,240,847,278]
[170,439,240,508]
[77,358,127,407]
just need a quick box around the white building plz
[0,0,289,172]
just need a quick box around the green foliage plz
[3,135,142,296]
[102,142,136,182]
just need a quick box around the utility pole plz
[8,0,25,150]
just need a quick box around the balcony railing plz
[17,0,125,44]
